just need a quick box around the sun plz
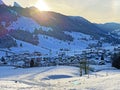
[35,0,50,11]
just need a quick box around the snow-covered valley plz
[0,1,120,90]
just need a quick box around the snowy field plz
[0,65,120,90]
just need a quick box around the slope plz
[11,7,106,39]
[0,65,119,90]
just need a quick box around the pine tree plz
[20,43,23,47]
[112,53,120,69]
[1,56,7,64]
[30,59,34,67]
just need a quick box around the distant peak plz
[14,2,22,7]
[0,0,5,5]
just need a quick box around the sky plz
[3,0,120,23]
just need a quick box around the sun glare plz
[35,0,50,11]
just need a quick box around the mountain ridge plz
[14,2,22,7]
[0,4,119,49]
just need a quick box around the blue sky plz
[3,0,120,23]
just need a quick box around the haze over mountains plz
[95,23,120,36]
[0,0,119,51]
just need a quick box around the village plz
[0,45,120,68]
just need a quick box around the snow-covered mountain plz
[95,22,120,36]
[0,0,4,5]
[14,2,22,7]
[0,1,119,55]
[7,16,53,32]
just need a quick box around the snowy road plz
[0,66,120,90]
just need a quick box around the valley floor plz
[0,65,120,90]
